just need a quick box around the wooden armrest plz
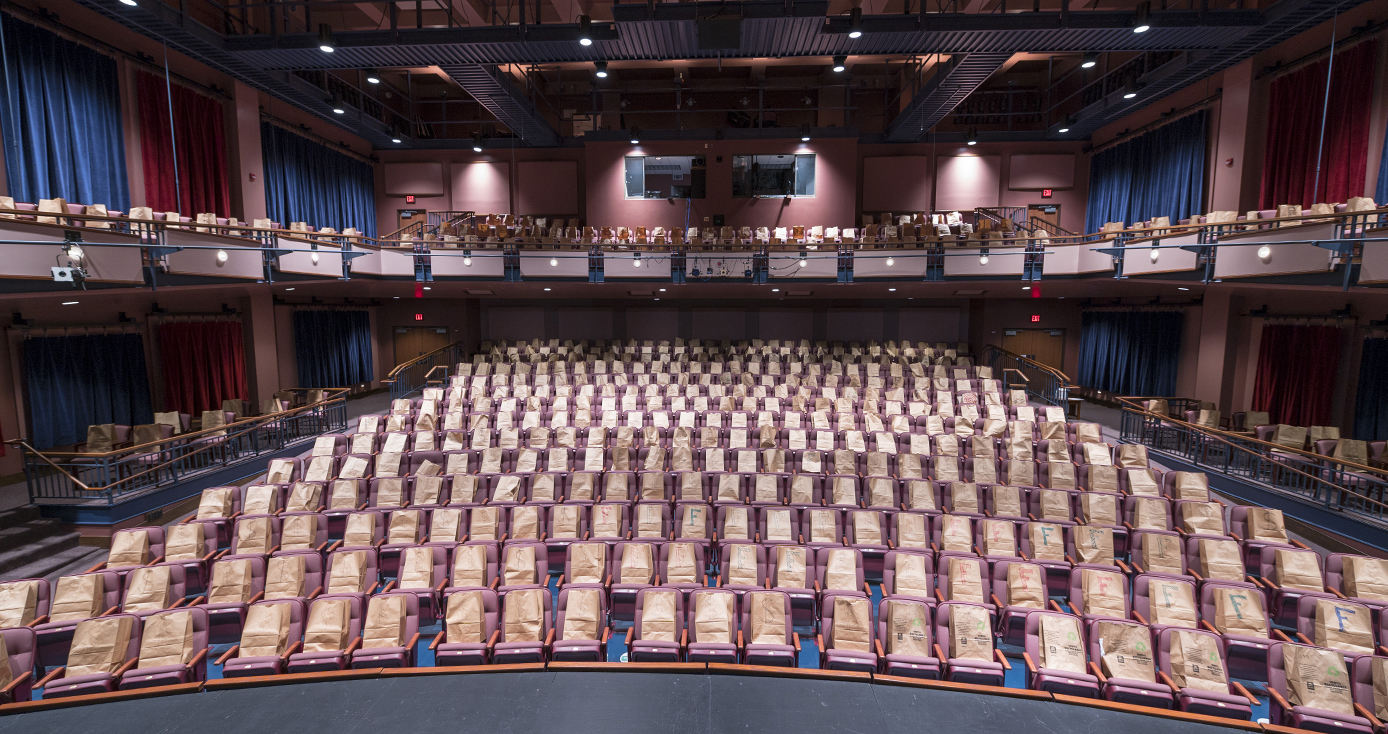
[345,637,363,656]
[934,588,945,603]
[366,582,381,595]
[1131,609,1149,625]
[1189,569,1204,582]
[1326,585,1346,599]
[602,626,611,644]
[406,632,420,652]
[1356,703,1384,728]
[383,580,398,593]
[308,585,324,600]
[680,628,688,647]
[816,633,824,652]
[624,627,634,645]
[35,666,66,688]
[148,556,165,565]
[1228,531,1243,541]
[1200,620,1220,634]
[863,582,872,597]
[875,638,885,657]
[1232,681,1261,707]
[1129,561,1145,574]
[1290,539,1310,550]
[101,605,121,617]
[557,574,566,587]
[85,561,108,573]
[1065,555,1075,564]
[279,640,302,661]
[186,647,209,670]
[435,578,448,592]
[791,634,801,652]
[993,649,1009,671]
[1295,631,1314,645]
[991,594,1004,608]
[200,550,220,562]
[0,670,31,695]
[1267,685,1293,711]
[1253,575,1272,589]
[544,628,555,646]
[26,615,49,628]
[1049,599,1064,613]
[1088,661,1107,683]
[430,631,445,650]
[1379,645,1388,658]
[1115,559,1132,574]
[358,502,369,510]
[490,578,500,590]
[934,643,946,661]
[1068,602,1082,616]
[1158,670,1180,694]
[215,646,240,665]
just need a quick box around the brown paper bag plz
[570,543,606,584]
[1039,614,1086,673]
[948,557,986,603]
[445,590,487,643]
[1096,620,1155,682]
[1078,568,1125,617]
[1008,563,1046,609]
[85,423,116,453]
[1180,502,1225,536]
[667,543,698,583]
[981,519,1016,557]
[1344,556,1388,602]
[1116,444,1148,468]
[885,599,931,656]
[1275,549,1324,592]
[694,592,736,644]
[138,610,195,668]
[639,589,677,642]
[1169,630,1228,692]
[1141,533,1184,575]
[1372,657,1388,720]
[940,514,973,553]
[748,592,786,644]
[287,483,322,513]
[197,487,236,519]
[1029,522,1066,561]
[774,546,807,589]
[1080,493,1116,525]
[1125,469,1159,496]
[108,530,150,567]
[399,546,435,589]
[1314,598,1374,654]
[123,565,172,612]
[1284,644,1354,715]
[0,580,39,626]
[620,543,655,584]
[949,604,994,661]
[264,555,305,599]
[1075,526,1115,565]
[824,548,858,591]
[1212,587,1267,637]
[67,616,134,676]
[165,523,205,561]
[208,558,254,603]
[362,594,407,649]
[236,516,274,555]
[1040,489,1072,521]
[327,550,368,593]
[1148,579,1198,628]
[562,587,602,641]
[302,598,351,652]
[830,595,872,652]
[504,545,537,586]
[1133,498,1169,530]
[1246,507,1288,543]
[452,544,488,587]
[281,513,318,551]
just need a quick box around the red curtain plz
[1259,39,1378,209]
[137,71,231,217]
[1252,324,1342,426]
[158,321,248,416]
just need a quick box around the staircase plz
[0,505,106,584]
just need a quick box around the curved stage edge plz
[1,662,1278,734]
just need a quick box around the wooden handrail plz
[384,341,466,384]
[983,344,1077,391]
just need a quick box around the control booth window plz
[624,155,706,199]
[732,154,816,198]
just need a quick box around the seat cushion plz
[826,649,878,672]
[1034,667,1100,696]
[222,655,284,678]
[1179,687,1251,719]
[551,639,602,662]
[744,644,796,666]
[119,665,190,690]
[352,647,409,668]
[686,642,738,662]
[45,672,116,698]
[286,650,347,673]
[885,653,941,677]
[1290,708,1375,734]
[436,643,488,666]
[1104,678,1173,707]
[948,658,1005,685]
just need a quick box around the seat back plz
[497,587,553,643]
[555,586,608,642]
[633,587,684,642]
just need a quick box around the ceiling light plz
[772,288,780,292]
[967,127,978,145]
[472,133,483,152]
[659,288,666,291]
[800,123,811,142]
[577,15,593,46]
[886,257,894,266]
[550,258,558,266]
[394,296,399,298]
[1177,287,1189,291]
[1058,127,1070,133]
[1123,79,1139,99]
[311,252,320,264]
[888,288,897,292]
[629,126,640,144]
[847,7,863,38]
[1257,245,1272,259]
[62,301,79,305]
[216,249,228,262]
[832,55,847,73]
[365,69,380,84]
[119,0,136,5]
[544,288,552,291]
[318,23,335,53]
[1022,285,1031,290]
[423,286,431,290]
[330,94,345,114]
[594,61,608,78]
[1149,247,1160,261]
[1081,52,1097,68]
[392,137,402,144]
[1132,2,1150,33]
[286,288,296,291]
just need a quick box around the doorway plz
[394,326,451,365]
[1027,204,1061,233]
[1001,328,1065,372]
[397,209,427,232]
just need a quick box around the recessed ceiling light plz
[285,288,295,291]
[772,288,780,292]
[1022,286,1031,290]
[423,286,431,290]
[1178,287,1189,291]
[394,296,400,299]
[61,301,79,305]
[888,288,897,292]
[544,288,552,291]
[659,288,666,292]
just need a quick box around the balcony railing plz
[384,342,468,400]
[12,388,349,506]
[983,344,1075,408]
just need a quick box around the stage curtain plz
[23,333,153,449]
[1077,310,1184,396]
[1259,39,1378,209]
[0,12,129,210]
[1376,116,1388,206]
[1084,110,1206,234]
[294,310,373,388]
[1252,324,1341,426]
[136,71,230,217]
[261,121,377,236]
[158,321,248,416]
[1354,337,1388,440]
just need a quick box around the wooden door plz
[398,209,427,232]
[1001,328,1065,372]
[1028,204,1060,233]
[393,326,451,364]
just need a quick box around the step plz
[0,530,80,576]
[0,543,105,585]
[0,504,40,530]
[0,517,63,554]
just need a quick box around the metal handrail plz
[384,341,467,400]
[982,343,1076,407]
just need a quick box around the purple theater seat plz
[1154,627,1254,719]
[684,588,739,664]
[1081,617,1172,708]
[551,587,609,662]
[350,592,420,669]
[220,598,306,677]
[627,587,684,662]
[818,595,878,672]
[0,627,38,703]
[1020,610,1100,697]
[41,614,143,698]
[493,587,552,664]
[739,591,798,667]
[1267,642,1374,733]
[286,595,363,673]
[118,607,210,690]
[875,597,940,679]
[433,588,499,666]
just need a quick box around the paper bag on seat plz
[1344,556,1388,602]
[302,598,351,652]
[1039,614,1086,673]
[108,530,150,568]
[138,610,195,668]
[1213,587,1267,637]
[67,616,134,676]
[0,580,39,626]
[948,604,993,661]
[362,594,407,649]
[640,589,678,642]
[264,555,305,600]
[445,590,486,644]
[208,558,254,603]
[1284,644,1354,715]
[694,592,736,644]
[1168,629,1227,692]
[123,565,172,612]
[1314,598,1374,654]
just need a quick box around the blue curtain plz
[0,13,129,210]
[1077,310,1184,396]
[23,333,153,449]
[262,122,377,237]
[293,310,374,388]
[1354,338,1388,440]
[1085,110,1206,235]
[1376,120,1388,206]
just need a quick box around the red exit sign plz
[1041,189,1053,198]
[405,195,416,204]
[415,313,424,321]
[1031,315,1040,322]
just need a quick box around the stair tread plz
[0,531,81,575]
[0,543,104,584]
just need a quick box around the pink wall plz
[584,138,859,230]
[862,156,932,212]
[517,161,580,216]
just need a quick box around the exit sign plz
[405,195,416,204]
[1041,189,1052,198]
[1031,315,1040,322]
[415,313,424,321]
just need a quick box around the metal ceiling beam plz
[883,52,1012,143]
[438,65,562,146]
